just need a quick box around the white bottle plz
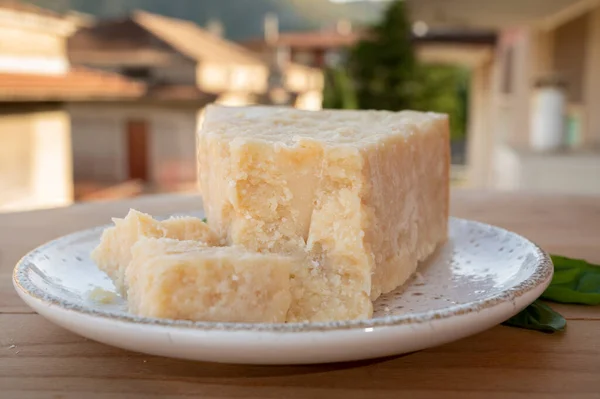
[529,78,566,152]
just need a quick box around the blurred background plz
[0,0,598,213]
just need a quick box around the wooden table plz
[1,190,599,398]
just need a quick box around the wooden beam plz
[407,0,587,28]
[536,0,600,30]
[583,6,600,146]
[416,44,493,68]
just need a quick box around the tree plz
[350,0,416,111]
[411,64,470,142]
[348,0,470,144]
[322,66,358,110]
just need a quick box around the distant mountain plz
[29,0,389,40]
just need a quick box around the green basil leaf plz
[500,255,600,333]
[542,286,600,305]
[541,255,600,305]
[551,255,596,271]
[502,300,566,333]
[551,267,584,285]
[201,217,207,223]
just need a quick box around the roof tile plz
[0,67,146,101]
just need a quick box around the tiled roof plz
[146,84,218,103]
[0,67,146,101]
[69,11,267,67]
[244,30,364,50]
[131,11,265,66]
[274,31,363,49]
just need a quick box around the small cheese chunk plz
[91,209,219,296]
[160,216,221,243]
[126,237,293,323]
[87,287,118,304]
[198,105,449,322]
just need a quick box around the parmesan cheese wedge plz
[198,105,450,322]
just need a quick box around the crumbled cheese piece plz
[87,287,118,304]
[126,237,294,323]
[91,209,219,296]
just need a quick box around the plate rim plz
[13,216,553,333]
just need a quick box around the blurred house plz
[66,10,269,197]
[67,11,323,110]
[0,3,324,213]
[0,1,145,212]
[243,16,495,72]
[408,0,600,194]
[244,18,360,69]
[66,11,323,195]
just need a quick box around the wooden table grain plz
[1,189,599,399]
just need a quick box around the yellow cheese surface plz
[198,105,450,322]
[91,209,219,296]
[126,237,293,323]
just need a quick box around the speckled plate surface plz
[13,215,553,365]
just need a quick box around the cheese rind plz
[126,237,293,323]
[198,105,449,322]
[91,209,219,296]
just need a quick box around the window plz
[121,67,151,80]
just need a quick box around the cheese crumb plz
[88,287,118,304]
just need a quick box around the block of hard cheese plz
[197,105,450,322]
[126,237,293,323]
[91,209,219,296]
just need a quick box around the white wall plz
[68,104,199,186]
[0,16,72,75]
[583,5,600,146]
[465,60,493,188]
[493,143,600,195]
[0,108,73,212]
[197,62,268,94]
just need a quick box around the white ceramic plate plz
[13,214,553,365]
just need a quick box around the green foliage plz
[350,0,416,111]
[347,0,468,141]
[502,255,600,333]
[503,300,566,333]
[542,255,600,305]
[323,67,358,110]
[411,64,470,142]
